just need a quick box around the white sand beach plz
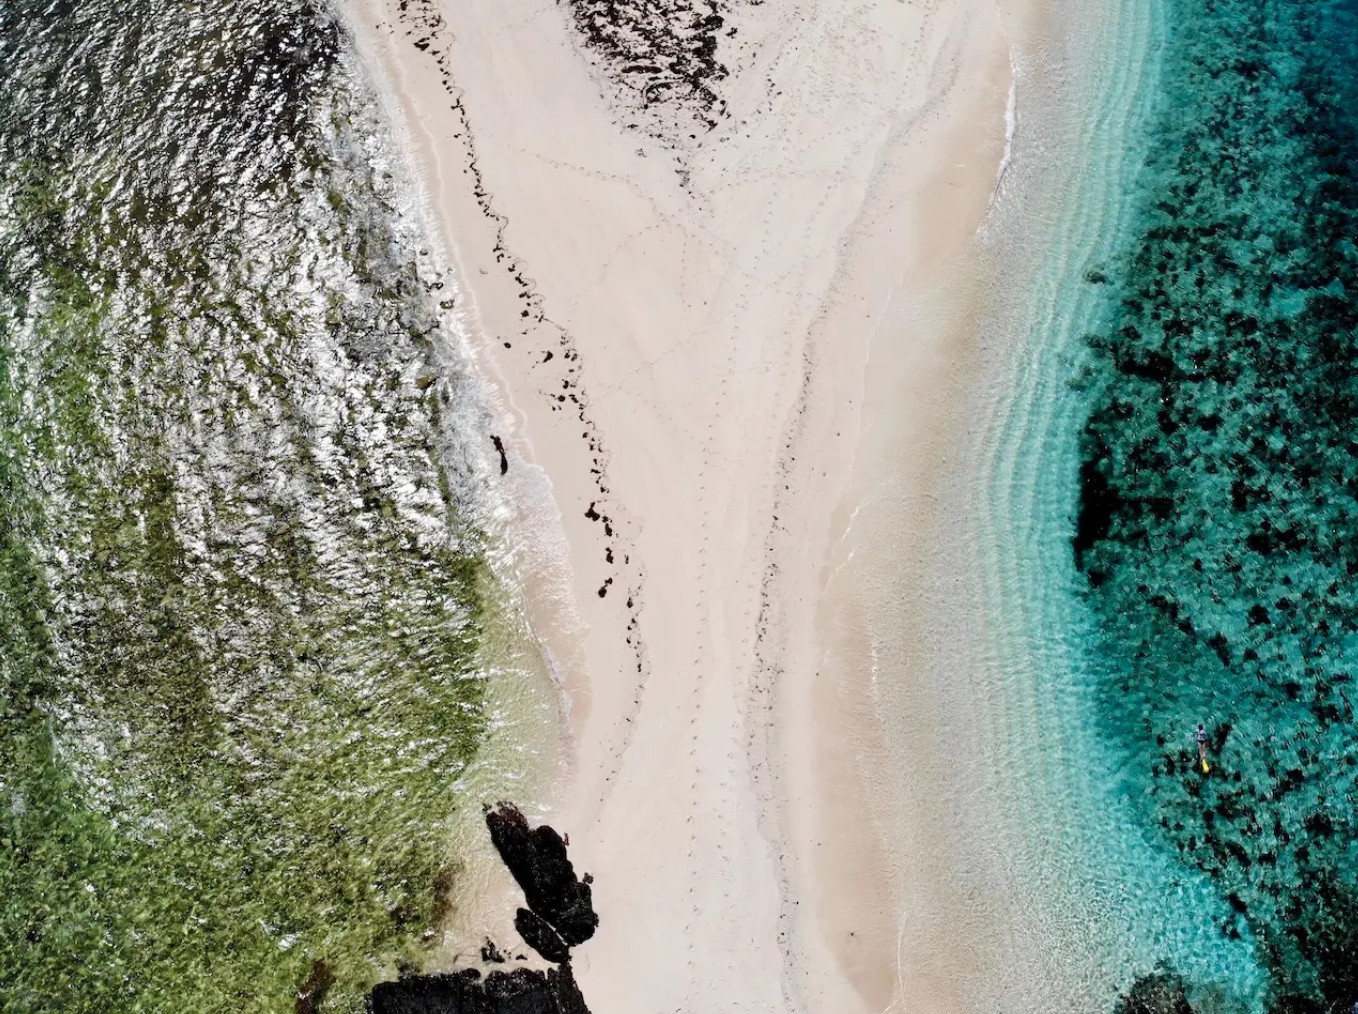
[344,0,1035,1009]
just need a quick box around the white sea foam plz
[986,48,1019,215]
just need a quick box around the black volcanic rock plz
[515,907,570,965]
[485,803,598,947]
[366,803,600,1009]
[367,804,599,1013]
[480,939,507,964]
[368,967,589,1014]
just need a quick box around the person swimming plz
[1195,724,1210,771]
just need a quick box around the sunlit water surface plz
[0,3,552,1010]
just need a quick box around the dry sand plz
[344,0,1032,1009]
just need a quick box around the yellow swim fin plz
[1201,758,1211,774]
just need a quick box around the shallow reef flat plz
[0,2,505,1009]
[1075,0,1358,1008]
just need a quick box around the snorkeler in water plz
[1195,724,1210,769]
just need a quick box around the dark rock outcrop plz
[485,803,598,947]
[514,908,570,965]
[366,804,598,1013]
[367,967,589,1014]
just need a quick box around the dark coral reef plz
[1115,968,1198,1014]
[1076,0,1358,1009]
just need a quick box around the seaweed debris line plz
[368,804,599,1013]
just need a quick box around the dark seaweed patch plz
[560,0,739,143]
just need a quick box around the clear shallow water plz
[1072,0,1358,1008]
[0,2,516,1009]
[957,0,1267,1005]
[976,0,1358,1009]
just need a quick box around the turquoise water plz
[0,2,507,1009]
[981,0,1358,1009]
[1074,0,1358,1008]
[967,0,1267,1005]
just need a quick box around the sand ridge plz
[343,0,1023,1009]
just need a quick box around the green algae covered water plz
[0,2,522,1009]
[973,0,1358,1009]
